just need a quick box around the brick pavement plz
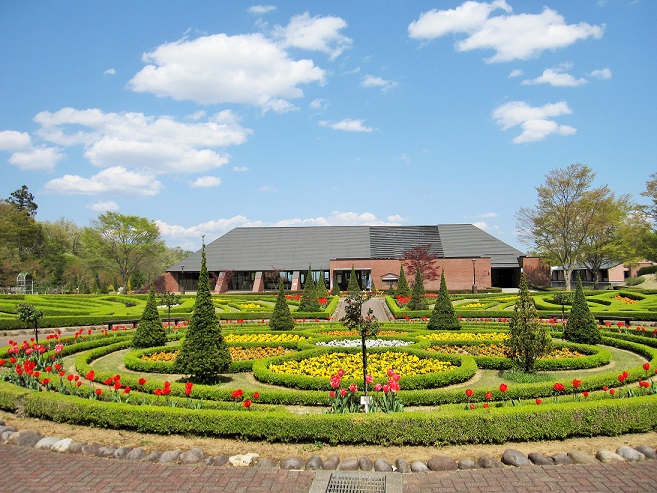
[3,443,657,493]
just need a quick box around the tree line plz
[0,185,190,294]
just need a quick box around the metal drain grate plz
[309,471,402,493]
[325,472,385,493]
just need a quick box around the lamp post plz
[472,259,477,294]
[180,265,185,295]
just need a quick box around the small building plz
[551,260,657,289]
[166,224,540,293]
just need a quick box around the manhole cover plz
[310,471,402,493]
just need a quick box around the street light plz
[180,265,185,295]
[472,259,477,294]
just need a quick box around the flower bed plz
[315,339,414,348]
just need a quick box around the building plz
[166,224,540,293]
[550,260,657,289]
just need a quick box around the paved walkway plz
[3,443,657,493]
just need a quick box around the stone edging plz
[1,420,655,472]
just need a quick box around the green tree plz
[132,285,167,348]
[315,269,329,298]
[17,303,44,344]
[406,269,427,310]
[269,280,295,331]
[563,274,602,344]
[347,266,361,295]
[506,274,552,372]
[517,163,615,290]
[298,266,320,312]
[330,279,341,296]
[395,266,411,297]
[81,212,165,292]
[9,185,38,217]
[159,291,182,323]
[640,173,657,262]
[175,243,231,383]
[427,271,460,330]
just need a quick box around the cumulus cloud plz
[248,5,276,15]
[361,75,398,92]
[31,107,249,175]
[103,68,116,76]
[473,221,500,231]
[0,130,32,151]
[129,32,325,110]
[87,200,120,212]
[590,67,612,79]
[478,211,498,218]
[44,166,163,196]
[191,176,221,187]
[492,100,576,143]
[319,118,373,133]
[0,130,64,171]
[409,2,604,62]
[309,98,328,111]
[508,69,523,78]
[275,12,352,60]
[522,66,588,87]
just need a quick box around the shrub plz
[624,277,645,286]
[406,270,427,311]
[564,275,602,345]
[427,271,461,330]
[347,266,361,295]
[316,270,329,299]
[269,281,295,331]
[395,266,411,297]
[131,285,167,348]
[298,266,320,312]
[637,265,657,276]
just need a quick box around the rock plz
[596,450,625,462]
[551,454,574,465]
[126,448,148,461]
[323,455,340,470]
[374,458,393,472]
[144,451,162,462]
[0,419,4,426]
[358,456,373,471]
[229,453,258,467]
[212,455,229,467]
[113,447,132,459]
[159,450,181,463]
[634,446,657,459]
[567,451,597,464]
[410,461,429,472]
[502,449,531,467]
[458,458,479,470]
[477,455,505,468]
[616,446,645,461]
[51,438,74,453]
[7,430,41,447]
[528,453,553,466]
[395,458,410,474]
[68,442,87,454]
[97,446,117,458]
[179,448,205,464]
[34,437,60,451]
[280,457,304,470]
[305,456,324,470]
[254,458,278,469]
[0,425,17,435]
[81,443,102,456]
[338,458,359,470]
[426,455,458,471]
[1,431,14,442]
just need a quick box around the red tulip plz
[609,389,616,395]
[582,391,589,397]
[243,399,252,409]
[95,389,102,396]
[252,392,259,400]
[485,391,492,400]
[499,383,508,393]
[138,378,147,386]
[553,382,565,392]
[329,391,335,398]
[349,383,358,393]
[535,399,542,405]
[465,389,474,397]
[483,403,489,409]
[572,379,582,388]
[86,370,95,381]
[340,388,347,397]
[123,386,131,394]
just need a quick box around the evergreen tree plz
[175,243,231,383]
[269,280,295,331]
[298,266,321,312]
[564,274,602,344]
[316,269,329,298]
[370,278,376,293]
[347,266,361,295]
[427,271,461,330]
[132,284,167,348]
[407,269,427,310]
[506,274,552,372]
[330,280,341,296]
[395,266,411,297]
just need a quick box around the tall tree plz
[81,212,165,292]
[298,266,320,312]
[516,163,614,290]
[403,244,440,282]
[395,266,411,297]
[269,280,295,331]
[640,173,657,262]
[9,185,38,217]
[132,285,167,348]
[347,266,361,295]
[407,269,427,310]
[563,274,602,345]
[427,271,461,330]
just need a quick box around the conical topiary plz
[506,273,552,372]
[407,269,427,310]
[316,269,329,298]
[347,266,361,295]
[269,280,295,331]
[427,271,461,330]
[298,266,321,312]
[564,274,602,344]
[175,243,231,383]
[396,266,411,297]
[330,280,341,296]
[132,284,167,348]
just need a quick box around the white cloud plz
[0,130,32,151]
[8,146,65,171]
[309,98,328,111]
[387,214,406,223]
[232,166,249,172]
[87,200,119,212]
[103,68,116,76]
[590,67,612,79]
[473,221,500,231]
[191,176,221,187]
[248,5,276,15]
[32,107,249,174]
[44,166,163,196]
[492,100,576,143]
[508,69,523,78]
[129,32,325,110]
[361,75,398,92]
[522,67,587,87]
[258,185,279,192]
[275,12,352,60]
[319,118,373,133]
[478,211,498,218]
[409,2,604,62]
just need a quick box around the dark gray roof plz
[167,224,525,272]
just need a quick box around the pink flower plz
[374,383,382,392]
[349,383,358,393]
[337,368,345,377]
[365,375,373,384]
[340,388,347,397]
[387,369,395,377]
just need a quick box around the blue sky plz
[1,1,655,252]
